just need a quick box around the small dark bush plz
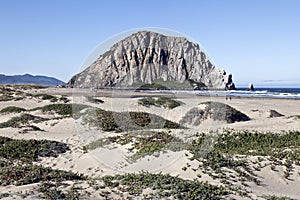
[34,94,58,102]
[86,96,104,104]
[269,110,284,118]
[138,96,182,109]
[31,104,89,116]
[0,106,26,114]
[0,114,46,128]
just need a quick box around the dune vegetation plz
[138,96,183,109]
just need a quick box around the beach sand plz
[0,87,299,199]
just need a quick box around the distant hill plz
[0,74,65,86]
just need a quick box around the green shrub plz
[0,106,26,114]
[0,164,85,186]
[138,96,182,109]
[0,136,70,162]
[59,95,70,103]
[188,129,300,185]
[102,172,228,199]
[82,109,181,132]
[84,131,185,162]
[31,104,89,116]
[0,114,46,128]
[262,195,294,200]
[34,94,58,102]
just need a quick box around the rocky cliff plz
[68,31,235,90]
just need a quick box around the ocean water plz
[148,88,300,99]
[196,88,300,99]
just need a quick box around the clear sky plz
[0,0,299,87]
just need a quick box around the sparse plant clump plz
[269,110,285,118]
[0,136,83,187]
[188,129,300,187]
[86,96,104,104]
[0,164,85,186]
[33,93,58,102]
[101,172,229,199]
[39,181,81,200]
[8,84,46,90]
[138,96,182,109]
[262,195,294,200]
[59,95,70,103]
[84,131,185,162]
[0,114,47,128]
[0,86,20,101]
[0,106,26,114]
[31,104,89,116]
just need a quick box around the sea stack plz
[68,31,236,90]
[248,83,254,91]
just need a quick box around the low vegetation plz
[135,83,169,90]
[269,109,285,118]
[38,181,82,200]
[0,106,26,114]
[31,103,89,116]
[59,95,70,103]
[0,86,24,101]
[33,93,58,102]
[138,96,182,109]
[0,136,84,188]
[5,84,46,90]
[82,108,181,132]
[86,96,104,104]
[0,104,88,129]
[188,129,300,186]
[84,131,185,162]
[0,164,85,186]
[180,101,250,126]
[0,114,46,128]
[262,195,294,200]
[0,136,70,162]
[101,172,229,199]
[133,79,204,90]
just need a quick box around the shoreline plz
[44,87,300,100]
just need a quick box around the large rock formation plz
[68,31,235,90]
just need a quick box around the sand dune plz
[0,87,299,199]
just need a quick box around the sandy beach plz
[0,86,299,199]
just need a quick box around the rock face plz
[68,31,235,90]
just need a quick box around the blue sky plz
[0,0,299,87]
